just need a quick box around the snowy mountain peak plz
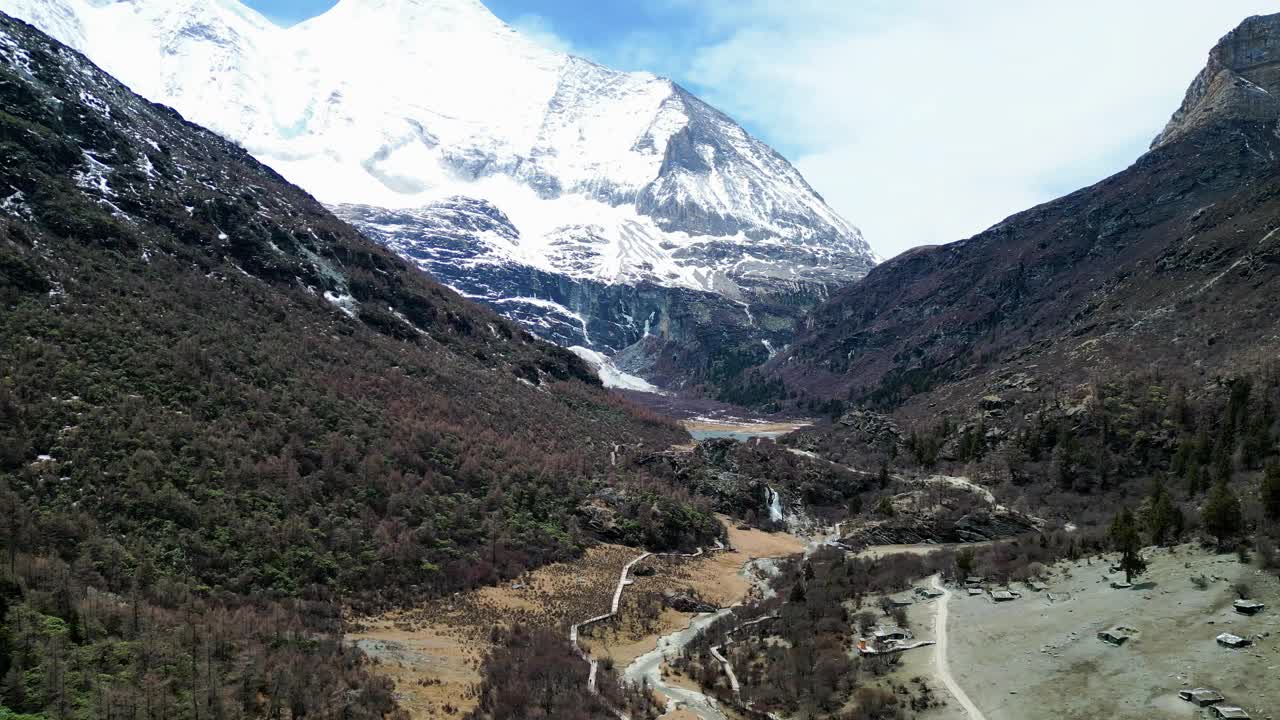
[324,0,506,20]
[1,0,876,382]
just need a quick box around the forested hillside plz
[0,13,719,718]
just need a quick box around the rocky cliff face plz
[1153,13,1280,149]
[775,13,1280,418]
[840,490,1040,547]
[335,199,839,390]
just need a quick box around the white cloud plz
[641,0,1277,258]
[508,12,575,55]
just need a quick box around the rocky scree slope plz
[775,13,1280,419]
[0,10,722,611]
[0,0,877,392]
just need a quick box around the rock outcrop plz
[1152,13,1280,149]
[662,590,718,614]
[842,489,1040,547]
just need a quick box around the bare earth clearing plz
[681,420,812,435]
[352,522,805,719]
[945,545,1280,720]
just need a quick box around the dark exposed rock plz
[836,408,904,448]
[1153,13,1280,149]
[843,506,1039,547]
[841,484,1039,548]
[640,438,866,525]
[332,200,837,391]
[662,590,718,614]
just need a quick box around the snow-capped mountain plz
[2,0,876,390]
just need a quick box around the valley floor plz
[351,519,1280,720]
[350,521,805,719]
[944,546,1279,719]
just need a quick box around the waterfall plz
[766,487,784,523]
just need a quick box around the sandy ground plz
[930,576,986,720]
[353,523,807,719]
[854,579,967,720]
[944,545,1280,720]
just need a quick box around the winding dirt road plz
[930,574,987,720]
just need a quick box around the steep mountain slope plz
[0,0,875,391]
[0,5,730,613]
[776,13,1280,419]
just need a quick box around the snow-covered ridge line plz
[1,0,875,299]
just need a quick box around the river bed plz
[621,555,778,720]
[620,523,845,719]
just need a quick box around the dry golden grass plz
[351,544,643,719]
[583,520,805,668]
[351,524,806,719]
[350,623,483,718]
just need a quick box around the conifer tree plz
[1109,507,1147,583]
[1145,477,1182,546]
[1261,462,1280,523]
[1203,479,1243,549]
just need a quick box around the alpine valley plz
[0,0,877,394]
[6,3,1280,720]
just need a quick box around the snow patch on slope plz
[569,346,663,394]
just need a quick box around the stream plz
[621,557,775,720]
[620,523,847,720]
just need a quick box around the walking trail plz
[930,574,987,720]
[571,529,989,720]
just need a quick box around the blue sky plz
[243,0,1277,257]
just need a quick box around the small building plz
[1178,688,1225,706]
[991,589,1020,602]
[1216,633,1252,649]
[1028,581,1048,592]
[914,586,944,599]
[1110,579,1133,589]
[965,576,984,587]
[1210,706,1252,720]
[888,595,915,608]
[872,625,912,643]
[1234,599,1265,616]
[1098,626,1135,646]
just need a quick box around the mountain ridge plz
[0,5,722,603]
[0,0,875,390]
[771,12,1280,421]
